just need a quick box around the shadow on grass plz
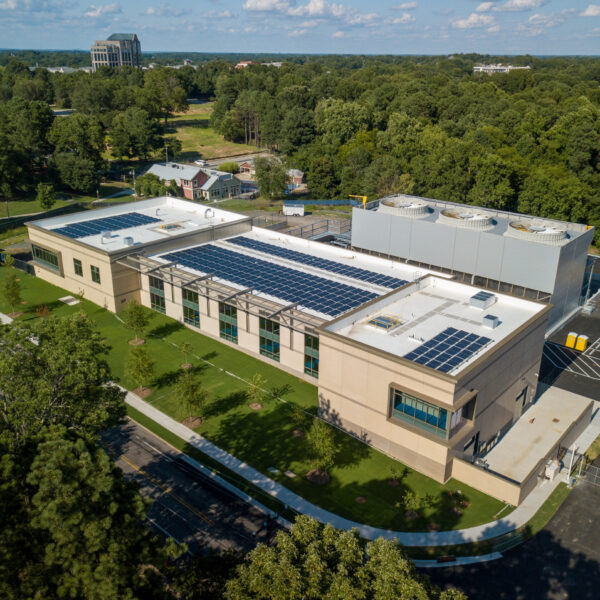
[203,390,247,420]
[149,321,184,338]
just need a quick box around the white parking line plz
[544,342,600,381]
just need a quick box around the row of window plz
[146,286,320,378]
[32,246,101,284]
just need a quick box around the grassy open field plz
[165,102,257,161]
[0,268,511,532]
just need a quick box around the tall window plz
[149,275,165,314]
[90,265,101,284]
[73,258,83,276]
[182,287,199,328]
[259,317,280,362]
[304,334,319,378]
[219,302,238,343]
[390,389,448,439]
[32,244,60,273]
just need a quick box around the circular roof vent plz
[437,208,495,230]
[379,196,431,219]
[507,221,568,245]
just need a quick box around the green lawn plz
[0,268,511,532]
[165,103,257,161]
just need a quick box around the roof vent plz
[378,196,431,219]
[470,291,496,310]
[123,236,134,247]
[438,208,494,230]
[482,314,499,329]
[506,221,567,245]
[101,230,112,243]
[367,315,402,332]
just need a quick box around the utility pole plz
[165,144,168,165]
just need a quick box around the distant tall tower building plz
[90,33,141,71]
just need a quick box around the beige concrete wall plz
[451,459,522,505]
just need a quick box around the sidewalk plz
[126,392,600,547]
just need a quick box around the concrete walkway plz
[126,392,600,547]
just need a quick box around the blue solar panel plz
[226,236,407,289]
[162,244,377,317]
[52,212,162,239]
[404,328,492,373]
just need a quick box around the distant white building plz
[473,64,531,75]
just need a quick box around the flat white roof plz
[325,276,546,375]
[29,197,246,252]
[484,387,591,482]
[151,228,445,321]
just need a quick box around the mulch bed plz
[451,507,463,516]
[249,402,263,410]
[306,469,330,485]
[405,510,419,521]
[387,478,400,487]
[428,523,440,531]
[355,496,367,504]
[7,311,23,318]
[292,429,305,438]
[182,416,202,428]
[128,338,146,346]
[132,386,152,398]
[181,363,193,370]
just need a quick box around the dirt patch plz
[181,363,193,370]
[451,507,463,516]
[21,300,27,305]
[292,429,305,438]
[306,469,330,485]
[405,510,419,521]
[249,402,263,410]
[132,386,152,398]
[7,311,23,318]
[387,478,401,487]
[355,496,367,504]
[128,338,146,346]
[182,416,202,428]
[428,522,440,531]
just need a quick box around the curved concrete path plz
[126,392,600,547]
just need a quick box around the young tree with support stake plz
[176,370,208,423]
[125,346,155,395]
[306,418,338,484]
[2,269,22,315]
[121,299,150,344]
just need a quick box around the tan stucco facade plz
[317,305,551,486]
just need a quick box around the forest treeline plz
[0,54,598,243]
[209,56,600,243]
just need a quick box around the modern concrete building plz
[26,198,593,505]
[147,163,241,201]
[351,195,594,331]
[91,33,141,71]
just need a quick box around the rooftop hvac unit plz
[437,208,495,230]
[378,196,431,218]
[101,230,111,243]
[506,221,568,245]
[123,236,134,247]
[482,314,500,329]
[470,291,497,310]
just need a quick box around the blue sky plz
[0,1,599,54]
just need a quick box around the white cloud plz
[452,13,495,28]
[395,2,417,9]
[494,0,548,11]
[387,12,415,24]
[518,9,574,35]
[332,29,344,37]
[242,0,288,10]
[0,0,17,9]
[298,19,323,27]
[581,4,600,16]
[289,28,308,36]
[476,2,494,12]
[144,4,191,18]
[205,9,233,18]
[85,3,121,18]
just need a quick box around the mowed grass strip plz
[0,268,510,532]
[165,102,256,160]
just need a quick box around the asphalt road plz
[428,475,600,599]
[101,419,279,555]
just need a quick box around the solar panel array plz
[227,236,408,289]
[162,244,377,317]
[404,327,492,374]
[52,212,162,239]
